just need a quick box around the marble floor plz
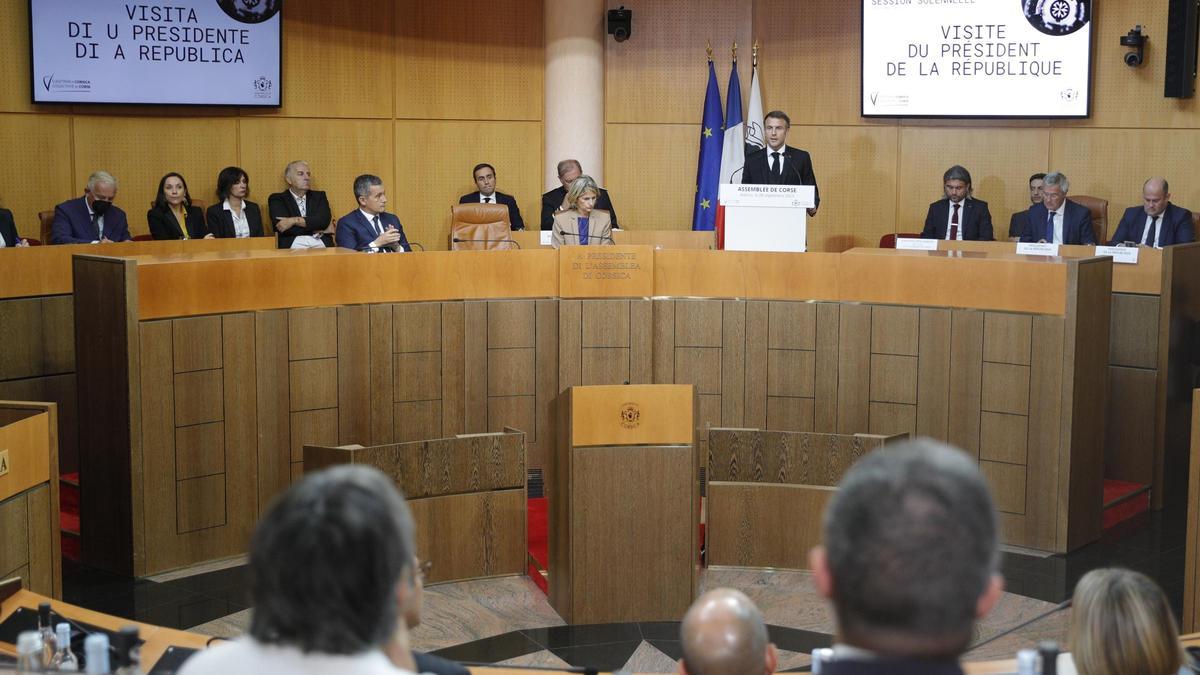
[56,504,1183,672]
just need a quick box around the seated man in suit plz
[1109,177,1195,248]
[1008,173,1045,239]
[336,174,411,253]
[1019,171,1095,245]
[541,159,619,230]
[0,206,29,247]
[459,163,525,231]
[679,589,777,675]
[920,165,993,241]
[268,160,333,249]
[809,439,1003,674]
[178,465,421,675]
[741,110,819,216]
[51,171,132,244]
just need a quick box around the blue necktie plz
[578,216,589,246]
[1044,210,1055,243]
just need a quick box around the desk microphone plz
[452,237,521,249]
[572,232,614,244]
[408,241,425,251]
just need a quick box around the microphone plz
[452,237,521,249]
[408,242,425,251]
[730,165,746,183]
[572,232,614,244]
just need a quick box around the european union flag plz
[692,60,724,231]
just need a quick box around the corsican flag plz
[745,57,765,154]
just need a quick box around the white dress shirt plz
[224,199,250,238]
[1142,213,1162,247]
[766,144,787,177]
[1045,205,1065,244]
[478,191,497,204]
[177,638,416,675]
[290,189,308,217]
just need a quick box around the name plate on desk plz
[1094,245,1140,264]
[1016,242,1060,256]
[896,238,938,250]
[540,231,553,246]
[558,245,654,298]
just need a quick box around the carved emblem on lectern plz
[619,403,641,429]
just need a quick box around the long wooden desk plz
[0,239,277,475]
[937,240,1200,508]
[70,247,1110,575]
[510,229,715,249]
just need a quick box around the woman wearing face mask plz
[147,173,210,240]
[551,175,614,248]
[205,166,266,239]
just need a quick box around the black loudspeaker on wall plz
[1164,0,1200,98]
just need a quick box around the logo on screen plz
[217,0,282,24]
[253,76,274,99]
[42,74,54,92]
[1022,0,1089,36]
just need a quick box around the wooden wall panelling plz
[580,300,632,386]
[464,302,489,433]
[369,305,396,445]
[1184,390,1200,633]
[1061,260,1111,551]
[764,301,817,433]
[25,484,57,597]
[947,310,984,457]
[743,302,768,429]
[74,257,137,576]
[706,483,832,569]
[672,300,724,444]
[254,310,290,509]
[836,304,870,434]
[337,306,371,444]
[442,302,467,438]
[814,304,840,432]
[1024,315,1066,552]
[487,301,537,443]
[210,313,256,560]
[1162,244,1200,508]
[1104,367,1157,485]
[0,115,73,236]
[138,321,175,576]
[394,302,445,443]
[916,308,951,440]
[1109,294,1160,370]
[629,300,653,384]
[0,492,30,581]
[559,300,583,392]
[409,490,527,584]
[721,301,746,428]
[533,300,560,475]
[604,124,701,232]
[653,300,675,384]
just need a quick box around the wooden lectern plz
[0,402,61,598]
[550,385,698,624]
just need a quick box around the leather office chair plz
[450,203,513,251]
[1070,195,1108,244]
[132,234,154,241]
[1192,211,1199,240]
[38,210,54,244]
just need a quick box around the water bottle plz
[37,602,56,666]
[85,633,111,675]
[16,630,44,672]
[51,623,80,671]
[1016,648,1038,675]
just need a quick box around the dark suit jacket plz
[335,209,411,252]
[1008,209,1029,238]
[413,651,469,675]
[147,205,205,240]
[821,659,964,675]
[0,208,19,247]
[51,196,132,244]
[1109,203,1195,247]
[459,191,525,230]
[1020,200,1096,245]
[267,189,333,249]
[205,201,265,239]
[741,145,821,208]
[540,186,619,231]
[921,198,993,241]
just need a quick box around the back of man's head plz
[679,588,776,675]
[249,465,416,655]
[814,439,1000,659]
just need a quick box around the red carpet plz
[60,472,81,561]
[527,497,548,593]
[1102,479,1150,530]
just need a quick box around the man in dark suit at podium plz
[459,163,525,231]
[741,111,819,217]
[1008,173,1045,238]
[268,160,333,249]
[541,159,619,230]
[1019,171,1095,245]
[1109,177,1195,248]
[809,439,1003,674]
[335,174,412,253]
[921,165,993,241]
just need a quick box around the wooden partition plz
[1184,391,1200,633]
[551,385,699,624]
[72,247,1110,575]
[0,402,60,598]
[303,431,527,585]
[706,429,904,569]
[510,229,715,250]
[939,240,1200,508]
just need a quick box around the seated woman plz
[205,166,265,239]
[0,206,30,247]
[1070,568,1191,675]
[147,173,209,240]
[552,175,614,248]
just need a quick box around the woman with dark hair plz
[205,166,265,239]
[147,173,209,240]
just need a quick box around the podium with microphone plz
[718,183,815,252]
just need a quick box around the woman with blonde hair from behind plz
[1070,568,1192,675]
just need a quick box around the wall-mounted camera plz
[607,6,632,42]
[1121,25,1147,67]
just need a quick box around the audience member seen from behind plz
[551,175,614,248]
[147,173,210,240]
[809,438,1003,674]
[920,165,994,241]
[1108,178,1195,248]
[1069,568,1190,675]
[51,171,133,244]
[0,203,29,247]
[679,588,777,675]
[1008,173,1046,239]
[335,174,412,253]
[268,160,333,249]
[1019,171,1096,245]
[178,464,421,675]
[206,167,265,239]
